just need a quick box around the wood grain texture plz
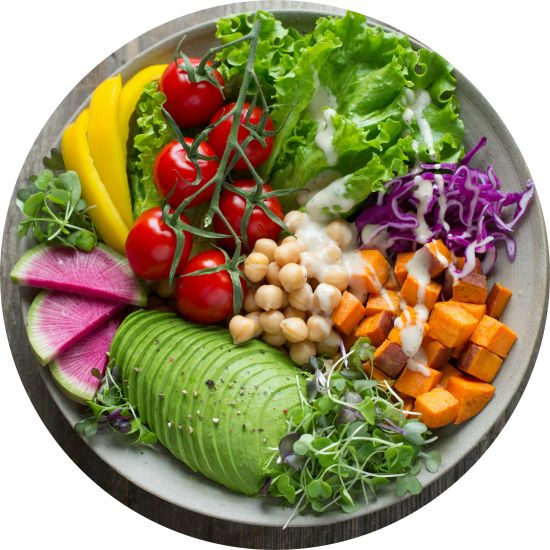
[0,1,534,547]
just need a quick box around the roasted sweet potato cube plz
[355,311,395,347]
[332,291,366,335]
[428,302,478,348]
[384,275,400,291]
[442,257,483,299]
[470,315,517,358]
[451,341,467,359]
[400,274,442,311]
[437,363,464,389]
[414,387,459,428]
[446,375,495,424]
[423,336,453,369]
[363,362,394,384]
[486,283,512,318]
[341,331,357,352]
[394,365,442,398]
[373,339,408,378]
[348,250,390,294]
[425,239,452,277]
[457,342,503,383]
[449,301,486,323]
[395,251,415,286]
[364,290,400,316]
[452,272,488,304]
[402,396,415,412]
[453,256,484,274]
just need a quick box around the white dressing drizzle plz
[434,173,450,232]
[402,88,436,159]
[306,174,354,222]
[412,176,434,244]
[309,73,338,166]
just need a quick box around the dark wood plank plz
[0,2,532,547]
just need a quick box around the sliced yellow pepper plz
[117,64,168,150]
[62,109,129,254]
[87,75,134,228]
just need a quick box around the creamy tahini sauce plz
[412,176,434,244]
[309,73,338,167]
[403,88,436,159]
[306,174,354,222]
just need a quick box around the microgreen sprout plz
[266,341,441,526]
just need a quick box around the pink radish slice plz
[11,243,147,306]
[27,290,125,365]
[50,316,122,402]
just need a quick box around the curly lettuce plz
[215,11,464,218]
[127,81,173,218]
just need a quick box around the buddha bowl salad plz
[11,11,535,523]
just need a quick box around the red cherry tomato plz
[159,58,224,128]
[176,250,247,324]
[208,102,274,170]
[125,207,193,280]
[153,138,219,208]
[213,179,283,251]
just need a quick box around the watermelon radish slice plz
[27,290,125,365]
[11,243,147,306]
[50,316,121,402]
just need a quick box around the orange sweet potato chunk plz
[452,272,488,304]
[450,301,486,323]
[373,339,408,378]
[423,336,453,370]
[363,362,394,384]
[400,274,442,311]
[384,275,400,291]
[425,239,452,277]
[414,387,459,428]
[446,375,495,424]
[470,315,517,358]
[332,291,366,335]
[355,311,395,347]
[437,363,464,389]
[428,302,478,348]
[457,342,503,383]
[394,366,442,398]
[364,290,400,316]
[486,283,512,318]
[394,252,415,287]
[350,250,390,294]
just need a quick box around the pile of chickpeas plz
[228,210,356,366]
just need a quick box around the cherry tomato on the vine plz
[153,138,219,208]
[176,250,247,324]
[159,58,224,128]
[207,102,274,171]
[213,179,284,251]
[125,207,193,280]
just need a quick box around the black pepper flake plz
[154,338,160,345]
[258,428,264,433]
[198,416,203,421]
[242,424,246,430]
[206,379,215,389]
[250,428,256,433]
[158,393,165,400]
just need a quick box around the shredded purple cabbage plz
[355,137,535,276]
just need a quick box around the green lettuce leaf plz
[127,81,173,218]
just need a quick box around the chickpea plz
[324,243,342,264]
[274,242,301,266]
[284,210,306,233]
[157,278,176,298]
[243,288,259,313]
[289,340,316,366]
[254,285,285,311]
[325,219,355,249]
[280,317,309,343]
[259,310,285,334]
[266,262,282,286]
[253,238,277,262]
[280,291,289,309]
[244,252,269,283]
[299,251,318,279]
[313,283,342,314]
[288,283,313,311]
[321,265,349,291]
[307,315,333,342]
[283,306,307,320]
[279,263,307,293]
[316,330,341,355]
[263,331,286,347]
[229,315,256,345]
[280,235,298,245]
[244,312,263,337]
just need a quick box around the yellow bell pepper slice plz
[62,109,129,254]
[87,75,134,228]
[117,64,168,150]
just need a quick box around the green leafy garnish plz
[75,367,157,446]
[267,345,440,526]
[17,169,97,251]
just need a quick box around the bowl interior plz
[15,5,548,528]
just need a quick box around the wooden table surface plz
[0,2,526,547]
